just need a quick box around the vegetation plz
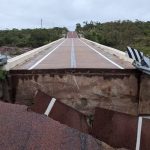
[0,21,149,56]
[76,20,150,55]
[0,69,7,80]
[0,27,68,48]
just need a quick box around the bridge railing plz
[82,38,133,63]
[3,38,64,71]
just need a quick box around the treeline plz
[0,27,68,48]
[76,20,150,55]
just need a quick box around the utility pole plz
[41,18,43,28]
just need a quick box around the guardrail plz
[82,38,133,63]
[3,38,64,71]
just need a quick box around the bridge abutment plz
[6,69,145,116]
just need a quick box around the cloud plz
[0,0,149,30]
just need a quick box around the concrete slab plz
[29,90,89,133]
[0,101,100,150]
[92,107,138,150]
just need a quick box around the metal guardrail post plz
[136,117,143,150]
[136,116,150,150]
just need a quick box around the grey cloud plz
[0,0,149,30]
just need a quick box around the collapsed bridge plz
[0,32,150,150]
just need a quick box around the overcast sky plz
[0,0,149,30]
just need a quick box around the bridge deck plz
[13,38,134,70]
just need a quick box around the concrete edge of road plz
[3,38,64,71]
[82,38,133,63]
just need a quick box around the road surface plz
[13,32,133,70]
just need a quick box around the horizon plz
[0,19,149,31]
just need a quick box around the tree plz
[75,20,150,55]
[76,23,82,33]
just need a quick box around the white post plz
[136,117,143,150]
[44,98,56,116]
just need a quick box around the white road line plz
[136,117,142,150]
[71,38,77,68]
[44,98,56,116]
[79,39,124,69]
[136,116,150,150]
[28,40,66,70]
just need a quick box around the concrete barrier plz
[3,38,64,71]
[82,38,133,63]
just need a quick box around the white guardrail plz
[82,38,133,64]
[3,38,64,71]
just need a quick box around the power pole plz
[41,19,43,28]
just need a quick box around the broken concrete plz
[29,90,89,133]
[0,101,130,150]
[92,107,137,150]
[0,101,99,150]
[140,118,150,150]
[9,69,140,116]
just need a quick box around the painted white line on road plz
[28,40,66,70]
[71,38,77,68]
[80,39,124,69]
[44,98,56,116]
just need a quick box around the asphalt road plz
[13,36,133,70]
